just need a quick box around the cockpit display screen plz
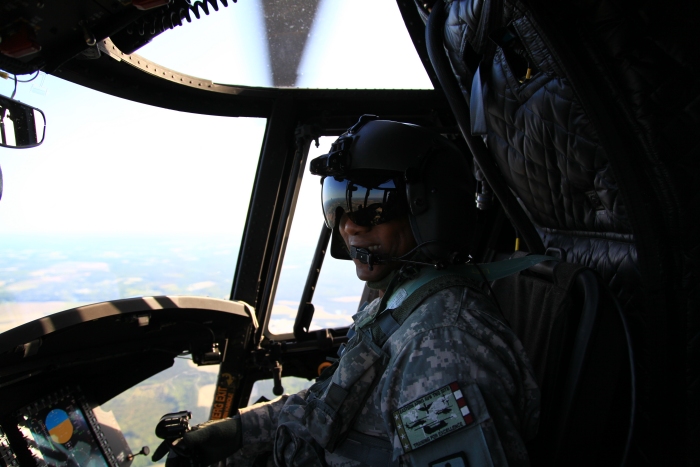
[17,389,112,467]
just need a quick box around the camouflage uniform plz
[231,282,539,466]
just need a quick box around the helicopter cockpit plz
[0,2,445,465]
[0,0,696,466]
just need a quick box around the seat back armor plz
[491,257,634,465]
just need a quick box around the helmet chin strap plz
[349,246,439,270]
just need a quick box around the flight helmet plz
[310,115,476,265]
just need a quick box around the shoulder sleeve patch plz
[393,382,474,453]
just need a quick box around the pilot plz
[154,116,540,466]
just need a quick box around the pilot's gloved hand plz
[152,416,243,466]
[151,437,195,466]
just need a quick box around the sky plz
[0,0,430,237]
[0,76,266,236]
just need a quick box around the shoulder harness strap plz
[366,255,555,346]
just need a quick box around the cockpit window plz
[268,137,364,336]
[0,74,265,333]
[136,0,432,89]
[0,75,264,464]
[99,358,220,467]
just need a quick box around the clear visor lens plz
[321,177,400,228]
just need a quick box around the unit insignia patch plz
[393,382,474,453]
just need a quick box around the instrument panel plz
[0,295,256,466]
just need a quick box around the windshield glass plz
[136,0,432,89]
[0,73,265,466]
[99,358,220,467]
[268,137,364,335]
[0,74,265,333]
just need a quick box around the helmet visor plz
[321,176,405,228]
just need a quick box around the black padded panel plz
[436,0,699,463]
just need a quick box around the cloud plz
[5,281,39,292]
[122,277,143,285]
[268,318,296,335]
[3,262,113,293]
[331,296,362,303]
[310,305,353,328]
[29,262,110,276]
[187,358,220,373]
[198,384,216,407]
[268,303,353,335]
[270,303,297,318]
[47,252,68,260]
[187,281,216,291]
[98,251,122,259]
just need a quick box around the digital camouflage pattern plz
[232,284,540,466]
[227,395,290,466]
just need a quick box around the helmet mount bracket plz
[347,114,379,134]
